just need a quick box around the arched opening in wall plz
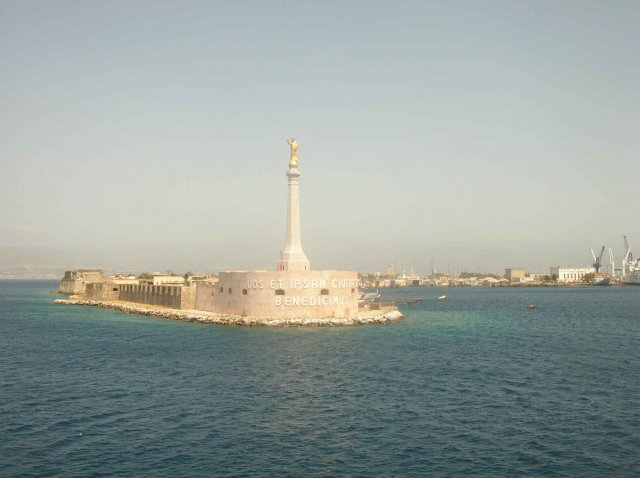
[219,287,223,293]
[320,289,329,295]
[351,288,355,294]
[112,288,118,292]
[275,289,285,295]
[228,288,232,294]
[242,289,248,295]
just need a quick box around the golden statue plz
[287,137,299,168]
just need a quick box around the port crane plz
[609,248,615,275]
[590,246,605,273]
[622,236,633,278]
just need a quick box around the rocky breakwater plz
[53,298,403,327]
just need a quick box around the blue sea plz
[1,281,639,477]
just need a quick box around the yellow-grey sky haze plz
[1,1,638,274]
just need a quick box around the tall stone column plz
[279,138,310,271]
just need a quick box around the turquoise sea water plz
[1,281,639,477]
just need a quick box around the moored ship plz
[622,269,640,285]
[621,235,640,285]
[594,277,613,286]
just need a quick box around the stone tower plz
[279,138,311,271]
[387,261,396,278]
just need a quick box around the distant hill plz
[0,246,78,268]
[0,246,80,279]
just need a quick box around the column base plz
[279,250,311,271]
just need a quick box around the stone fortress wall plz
[82,281,196,309]
[59,269,104,294]
[117,283,196,309]
[70,271,358,318]
[85,282,121,301]
[195,270,359,318]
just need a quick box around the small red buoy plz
[527,304,536,310]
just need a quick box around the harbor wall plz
[195,270,359,318]
[118,284,196,309]
[67,270,358,318]
[85,282,121,301]
[181,283,197,310]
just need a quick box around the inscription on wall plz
[275,295,350,307]
[244,278,357,307]
[246,278,357,290]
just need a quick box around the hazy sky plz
[1,1,639,275]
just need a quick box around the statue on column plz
[287,138,299,168]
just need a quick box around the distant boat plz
[438,295,447,300]
[594,277,612,286]
[358,292,381,304]
[527,304,536,310]
[406,298,424,304]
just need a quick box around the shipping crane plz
[609,248,615,276]
[624,235,633,262]
[622,236,633,278]
[591,246,605,273]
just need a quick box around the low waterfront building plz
[186,274,215,283]
[528,272,548,281]
[392,278,407,287]
[505,268,526,282]
[110,275,139,285]
[479,277,500,287]
[151,275,186,286]
[551,266,595,283]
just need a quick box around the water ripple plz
[1,282,639,476]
